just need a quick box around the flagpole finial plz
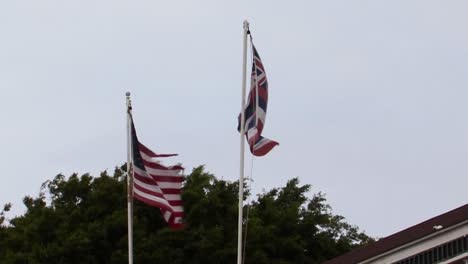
[243,20,250,36]
[126,92,132,111]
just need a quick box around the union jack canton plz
[238,43,279,156]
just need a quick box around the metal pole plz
[126,92,134,264]
[237,20,249,264]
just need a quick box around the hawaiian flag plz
[129,114,184,229]
[238,43,279,156]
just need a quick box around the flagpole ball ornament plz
[126,92,132,111]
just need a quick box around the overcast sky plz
[1,0,467,238]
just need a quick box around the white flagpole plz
[126,92,134,264]
[237,20,249,264]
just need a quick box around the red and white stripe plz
[133,142,184,229]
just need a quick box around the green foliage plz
[0,165,372,263]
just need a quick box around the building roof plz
[323,203,468,264]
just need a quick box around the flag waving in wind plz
[238,41,279,156]
[129,114,184,229]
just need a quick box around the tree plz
[0,165,372,263]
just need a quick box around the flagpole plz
[126,92,134,264]
[237,20,249,264]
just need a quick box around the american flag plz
[130,115,184,229]
[239,43,279,156]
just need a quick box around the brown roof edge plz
[323,203,468,264]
